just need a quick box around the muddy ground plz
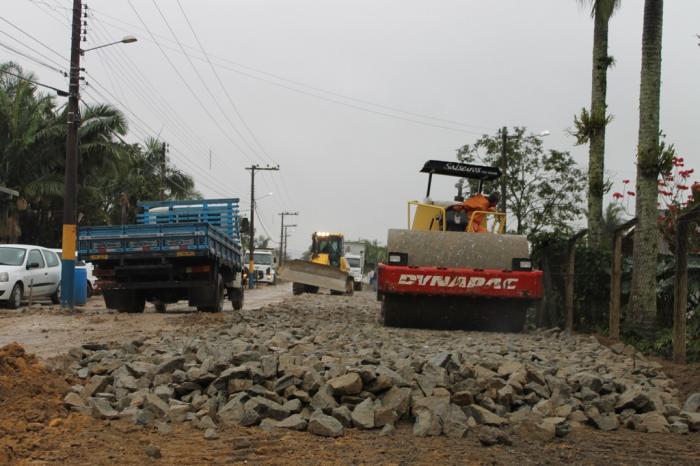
[0,286,698,465]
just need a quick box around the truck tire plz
[353,281,362,292]
[154,302,167,313]
[292,282,305,295]
[120,295,145,313]
[198,274,224,313]
[7,283,23,309]
[50,284,60,305]
[346,278,354,296]
[230,287,244,310]
[105,290,145,313]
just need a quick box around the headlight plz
[0,272,8,282]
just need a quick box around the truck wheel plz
[154,302,167,313]
[353,281,362,292]
[122,294,145,313]
[380,295,405,327]
[7,283,23,309]
[230,288,244,310]
[292,283,305,295]
[199,274,224,313]
[306,285,319,294]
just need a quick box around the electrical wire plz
[0,68,68,95]
[0,35,66,75]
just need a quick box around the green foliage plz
[457,127,586,237]
[0,62,199,246]
[570,107,614,146]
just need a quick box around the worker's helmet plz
[488,192,500,206]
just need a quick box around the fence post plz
[609,218,638,340]
[565,229,588,335]
[673,206,700,364]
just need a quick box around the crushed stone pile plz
[61,294,700,442]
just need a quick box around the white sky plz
[3,0,700,256]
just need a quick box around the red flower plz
[627,191,636,196]
[612,192,624,200]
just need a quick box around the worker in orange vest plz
[459,192,500,232]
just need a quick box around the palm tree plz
[629,0,664,330]
[573,0,621,248]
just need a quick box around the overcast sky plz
[4,0,700,256]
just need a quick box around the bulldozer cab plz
[409,160,505,233]
[311,232,347,269]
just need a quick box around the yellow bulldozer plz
[279,231,355,295]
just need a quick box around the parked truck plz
[345,252,364,291]
[77,199,245,313]
[244,249,278,285]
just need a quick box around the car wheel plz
[8,283,23,309]
[86,281,93,298]
[50,284,61,305]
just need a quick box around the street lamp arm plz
[81,36,137,54]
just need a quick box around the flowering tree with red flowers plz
[612,156,699,252]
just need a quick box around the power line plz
[126,0,257,165]
[0,14,68,62]
[0,68,68,96]
[0,35,67,75]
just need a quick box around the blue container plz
[73,267,88,305]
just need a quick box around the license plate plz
[165,238,194,247]
[90,254,109,260]
[176,251,195,257]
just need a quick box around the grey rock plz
[310,385,338,412]
[478,427,512,446]
[413,409,442,437]
[244,396,290,422]
[351,398,375,429]
[64,392,87,409]
[379,423,396,436]
[82,375,112,399]
[144,445,161,459]
[154,356,185,375]
[590,413,619,431]
[204,428,219,440]
[89,397,119,419]
[670,421,689,434]
[629,412,669,433]
[331,406,353,427]
[308,410,344,437]
[468,404,508,426]
[144,392,170,417]
[443,404,469,439]
[615,388,651,412]
[276,414,308,431]
[328,372,363,396]
[683,393,700,413]
[681,412,700,431]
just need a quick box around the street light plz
[81,35,138,54]
[60,1,138,310]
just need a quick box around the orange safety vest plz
[462,194,491,232]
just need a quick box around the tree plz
[573,0,621,248]
[628,0,664,330]
[457,127,586,237]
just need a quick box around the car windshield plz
[0,247,26,266]
[347,257,361,268]
[244,253,273,265]
[253,253,272,265]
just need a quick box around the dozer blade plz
[278,260,349,292]
[387,229,529,269]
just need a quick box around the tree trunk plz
[629,0,664,332]
[586,8,611,248]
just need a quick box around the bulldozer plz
[279,231,355,295]
[377,160,543,331]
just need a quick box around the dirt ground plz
[1,287,699,465]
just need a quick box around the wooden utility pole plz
[609,218,638,340]
[500,126,508,213]
[278,211,298,266]
[160,142,168,200]
[244,165,279,288]
[59,0,83,309]
[673,206,700,364]
[565,229,588,334]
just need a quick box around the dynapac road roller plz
[279,231,355,295]
[377,160,543,331]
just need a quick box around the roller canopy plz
[420,160,501,180]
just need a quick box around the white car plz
[0,245,61,309]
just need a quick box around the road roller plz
[377,160,543,331]
[279,231,355,295]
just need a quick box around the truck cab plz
[345,252,364,291]
[244,249,278,285]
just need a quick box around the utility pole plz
[60,0,84,309]
[160,142,168,200]
[500,126,508,213]
[278,211,298,265]
[244,164,279,288]
[284,224,296,263]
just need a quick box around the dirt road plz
[0,288,699,465]
[0,283,290,359]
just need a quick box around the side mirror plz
[240,218,250,231]
[27,262,40,270]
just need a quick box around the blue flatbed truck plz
[77,199,245,313]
